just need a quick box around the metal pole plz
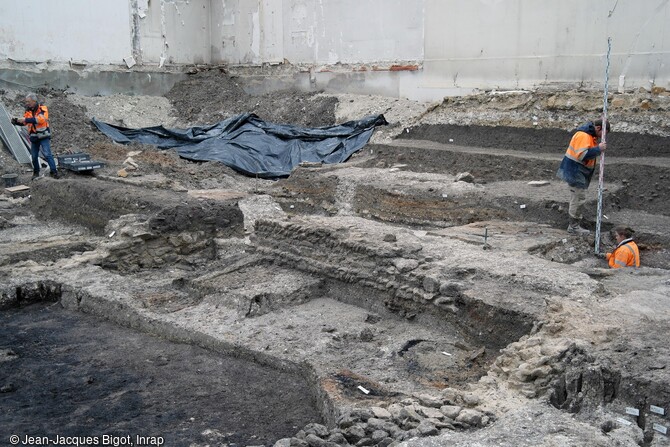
[595,38,612,254]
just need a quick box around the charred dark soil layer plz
[0,302,323,446]
[362,144,670,217]
[399,124,670,158]
[364,143,670,221]
[28,179,244,236]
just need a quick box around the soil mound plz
[166,69,338,127]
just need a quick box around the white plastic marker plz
[595,37,612,254]
[625,407,640,416]
[650,405,665,415]
[357,385,370,395]
[616,417,632,426]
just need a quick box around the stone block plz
[422,276,440,293]
[370,430,388,442]
[368,407,391,423]
[417,421,438,436]
[416,393,444,408]
[304,423,330,438]
[305,434,326,447]
[392,258,419,273]
[416,405,444,420]
[455,409,484,427]
[440,405,462,420]
[399,406,422,422]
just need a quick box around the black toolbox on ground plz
[57,152,104,172]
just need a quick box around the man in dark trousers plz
[11,93,59,179]
[556,119,609,234]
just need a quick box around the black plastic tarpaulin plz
[92,113,387,178]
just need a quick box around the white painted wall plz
[137,0,212,65]
[210,0,670,98]
[0,0,211,66]
[211,0,264,64]
[1,0,669,100]
[280,0,425,65]
[210,0,425,65]
[421,0,670,92]
[0,0,132,64]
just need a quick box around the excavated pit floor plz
[0,301,323,446]
[2,81,670,446]
[2,139,670,445]
[0,180,548,444]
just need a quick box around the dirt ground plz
[1,68,670,446]
[0,303,321,446]
[165,69,338,128]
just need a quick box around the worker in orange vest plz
[11,93,59,179]
[605,226,640,268]
[556,119,609,235]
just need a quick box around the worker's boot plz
[31,171,39,180]
[567,217,590,235]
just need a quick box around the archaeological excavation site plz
[1,1,669,447]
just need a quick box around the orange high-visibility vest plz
[23,105,49,135]
[564,131,597,169]
[606,240,640,269]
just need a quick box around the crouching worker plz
[606,226,640,269]
[11,93,59,179]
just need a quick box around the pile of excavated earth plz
[1,68,670,446]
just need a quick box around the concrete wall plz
[210,0,424,65]
[210,0,263,64]
[209,0,670,99]
[0,0,211,66]
[135,0,212,65]
[280,0,424,65]
[1,0,669,100]
[0,0,132,64]
[422,0,670,92]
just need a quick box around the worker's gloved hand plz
[10,118,19,125]
[594,252,606,260]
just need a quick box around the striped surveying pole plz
[595,37,612,254]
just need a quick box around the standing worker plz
[11,93,59,179]
[605,226,640,268]
[556,119,609,234]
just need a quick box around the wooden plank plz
[5,185,30,197]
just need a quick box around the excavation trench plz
[1,176,543,444]
[1,69,669,447]
[1,265,534,444]
[274,140,670,268]
[0,285,327,446]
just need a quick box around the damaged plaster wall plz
[135,0,212,66]
[1,0,668,99]
[0,0,132,64]
[210,0,263,64]
[0,0,210,66]
[209,0,425,66]
[279,0,424,65]
[206,0,670,99]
